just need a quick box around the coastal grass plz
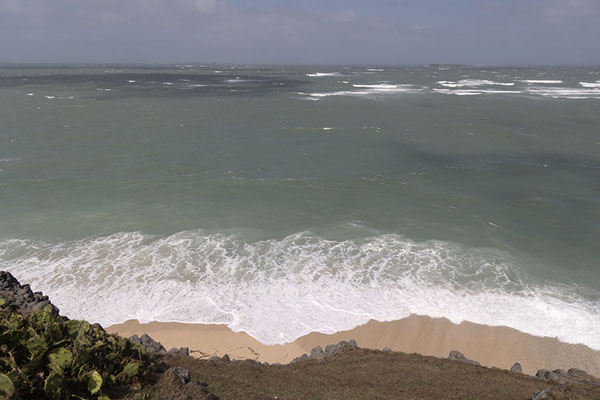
[143,349,600,400]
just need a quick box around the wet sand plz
[107,315,600,377]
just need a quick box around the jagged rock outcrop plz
[0,271,60,316]
[447,350,481,366]
[129,333,167,354]
[291,340,358,363]
[128,333,191,357]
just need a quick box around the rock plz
[324,340,357,356]
[536,369,551,380]
[531,386,552,400]
[566,368,600,384]
[567,368,588,378]
[128,333,167,355]
[545,371,566,384]
[166,366,191,385]
[324,343,338,355]
[447,350,481,366]
[382,347,392,352]
[311,346,324,358]
[291,354,309,364]
[208,356,220,362]
[510,363,523,373]
[167,347,190,357]
[221,354,230,361]
[0,271,60,316]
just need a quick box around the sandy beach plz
[107,315,600,377]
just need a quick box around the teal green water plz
[0,65,599,346]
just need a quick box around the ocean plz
[0,64,598,348]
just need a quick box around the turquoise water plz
[0,65,599,347]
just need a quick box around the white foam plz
[353,84,399,89]
[521,80,563,84]
[526,87,600,99]
[438,80,514,88]
[308,84,421,99]
[26,93,34,96]
[127,80,136,83]
[367,68,384,72]
[1,230,598,349]
[306,72,342,77]
[580,82,600,88]
[45,95,55,99]
[433,89,481,96]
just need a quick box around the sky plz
[0,0,599,65]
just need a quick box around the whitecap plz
[306,72,342,77]
[579,82,600,88]
[438,80,514,87]
[520,80,563,84]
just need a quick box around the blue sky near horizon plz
[0,0,599,65]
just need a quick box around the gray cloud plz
[0,0,598,64]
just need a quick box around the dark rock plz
[166,366,191,385]
[167,347,190,357]
[129,334,141,345]
[447,350,481,366]
[553,369,567,376]
[91,323,105,332]
[128,333,167,355]
[382,347,392,352]
[140,333,167,354]
[208,356,220,362]
[510,363,523,373]
[0,271,60,316]
[221,354,230,361]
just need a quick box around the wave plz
[1,230,599,348]
[433,89,522,96]
[307,84,421,99]
[580,82,600,88]
[306,72,342,77]
[438,80,514,88]
[520,80,563,84]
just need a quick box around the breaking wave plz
[1,230,599,348]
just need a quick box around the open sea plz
[0,64,598,348]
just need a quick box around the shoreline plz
[107,314,600,377]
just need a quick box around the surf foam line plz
[1,230,599,348]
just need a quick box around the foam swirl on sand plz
[1,230,599,348]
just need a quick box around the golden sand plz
[107,315,600,377]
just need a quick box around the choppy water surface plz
[0,65,598,347]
